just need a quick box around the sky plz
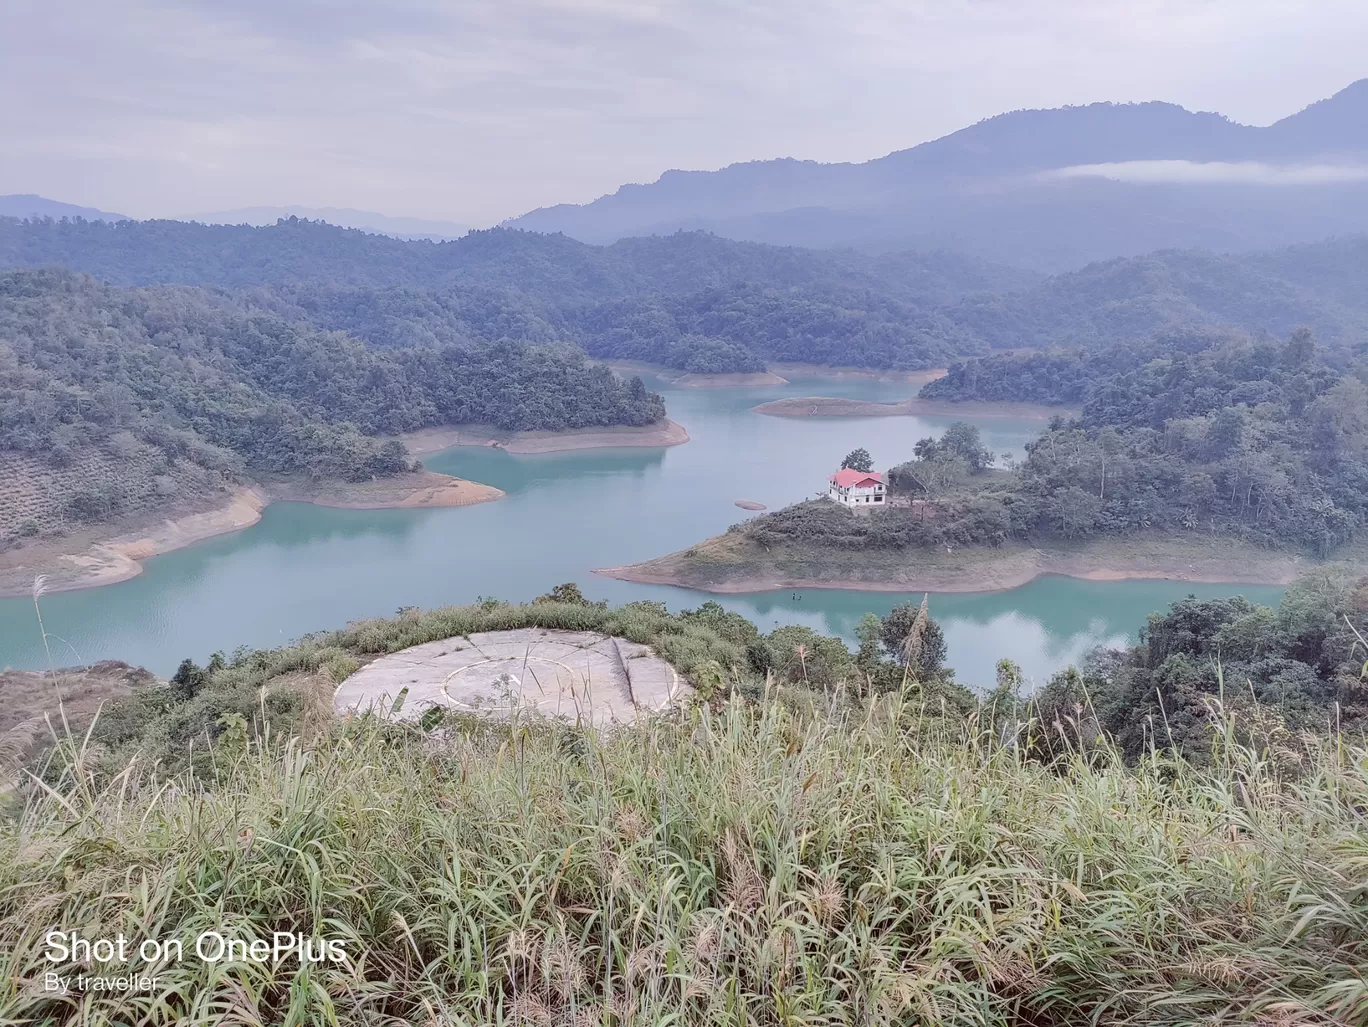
[2,0,1366,225]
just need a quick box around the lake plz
[0,375,1286,685]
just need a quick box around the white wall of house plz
[828,482,886,506]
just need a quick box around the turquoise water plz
[0,376,1285,686]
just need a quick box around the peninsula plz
[596,528,1342,594]
[0,471,505,597]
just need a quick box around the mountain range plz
[506,80,1368,270]
[11,80,1368,271]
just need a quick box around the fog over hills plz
[506,80,1368,270]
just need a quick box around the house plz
[827,467,886,507]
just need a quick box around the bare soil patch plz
[0,661,157,778]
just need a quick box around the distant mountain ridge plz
[505,80,1368,269]
[0,194,128,222]
[0,197,472,242]
[183,206,472,241]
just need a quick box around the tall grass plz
[3,692,1366,1025]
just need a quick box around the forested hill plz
[3,216,1368,374]
[0,218,1033,372]
[0,217,1035,302]
[0,268,664,542]
[944,245,1368,354]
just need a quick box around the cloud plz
[1050,160,1368,186]
[3,0,1368,222]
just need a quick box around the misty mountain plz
[505,80,1368,270]
[0,194,129,222]
[184,206,473,241]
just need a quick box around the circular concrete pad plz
[334,628,686,727]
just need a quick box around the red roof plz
[829,468,883,488]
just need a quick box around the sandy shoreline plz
[400,418,690,456]
[596,535,1349,595]
[0,471,504,598]
[752,396,1075,420]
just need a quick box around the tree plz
[878,597,948,680]
[938,422,994,473]
[1050,485,1103,539]
[535,582,596,605]
[841,448,873,472]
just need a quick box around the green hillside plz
[0,268,663,542]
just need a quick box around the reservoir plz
[0,375,1285,686]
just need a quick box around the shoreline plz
[399,418,690,456]
[604,361,789,388]
[0,471,504,598]
[751,396,1075,420]
[595,535,1351,596]
[605,360,949,388]
[767,363,948,386]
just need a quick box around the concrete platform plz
[333,628,687,727]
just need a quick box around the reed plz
[2,688,1365,1026]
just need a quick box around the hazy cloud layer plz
[3,0,1367,223]
[1052,161,1368,186]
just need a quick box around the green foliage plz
[533,582,600,606]
[839,447,872,472]
[749,625,856,689]
[1063,571,1368,763]
[878,598,949,681]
